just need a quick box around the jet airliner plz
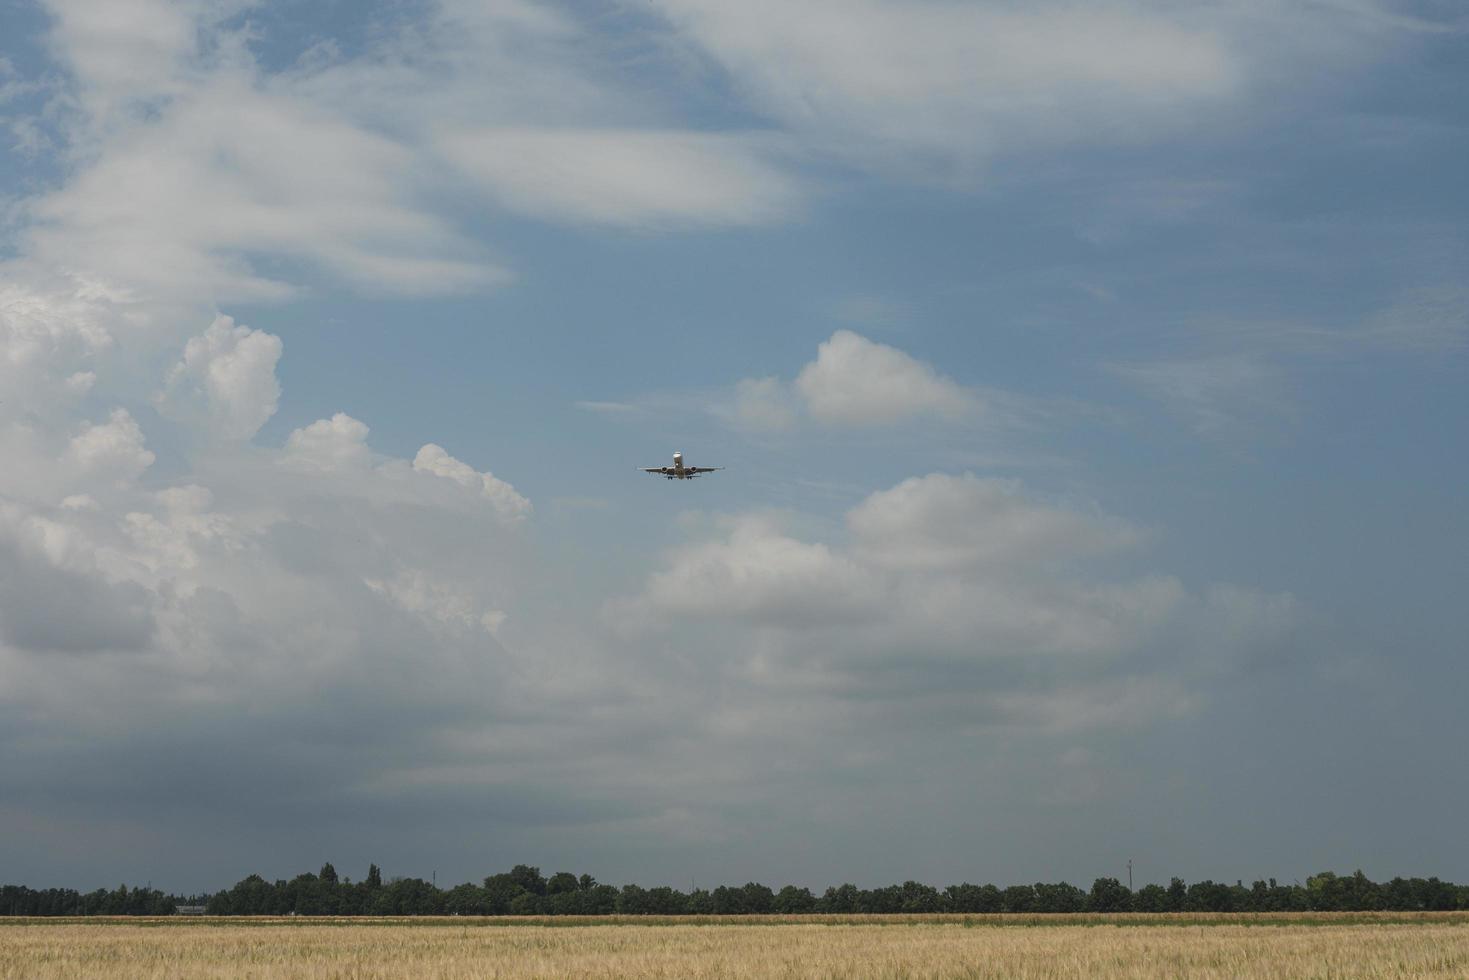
[641,452,722,480]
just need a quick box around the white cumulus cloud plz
[157,314,282,440]
[66,408,155,486]
[281,413,373,472]
[413,444,531,523]
[796,330,976,426]
[619,473,1294,724]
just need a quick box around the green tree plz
[946,883,1003,913]
[509,892,542,915]
[1088,877,1132,913]
[1187,880,1234,912]
[617,883,650,914]
[1032,882,1085,913]
[508,865,547,896]
[482,874,527,914]
[741,883,775,914]
[710,885,745,914]
[443,882,487,915]
[1001,885,1035,913]
[897,881,941,913]
[546,872,579,896]
[819,884,860,913]
[646,886,687,914]
[1134,883,1168,912]
[773,885,816,913]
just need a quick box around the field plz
[3,913,1468,979]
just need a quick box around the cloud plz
[619,474,1293,699]
[281,413,373,472]
[2,302,545,881]
[1111,285,1468,440]
[0,0,1403,891]
[66,408,156,486]
[573,400,640,415]
[437,128,801,229]
[1343,285,1469,353]
[651,0,1237,174]
[1109,354,1295,437]
[38,0,235,116]
[0,278,120,415]
[413,444,531,523]
[733,376,798,431]
[633,514,882,628]
[604,331,986,432]
[19,0,831,308]
[156,314,282,440]
[0,502,156,653]
[847,474,1138,573]
[796,330,976,426]
[25,73,504,301]
[649,0,1439,178]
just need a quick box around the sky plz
[0,0,1466,896]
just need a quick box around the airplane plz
[641,451,723,480]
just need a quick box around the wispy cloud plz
[1109,354,1296,438]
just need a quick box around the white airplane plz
[641,451,723,480]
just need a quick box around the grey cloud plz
[1108,354,1296,439]
[0,537,154,652]
[618,473,1297,729]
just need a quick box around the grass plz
[2,915,1467,978]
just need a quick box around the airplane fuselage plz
[641,451,721,481]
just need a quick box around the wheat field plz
[2,915,1467,979]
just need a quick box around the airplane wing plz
[641,467,671,474]
[685,467,723,475]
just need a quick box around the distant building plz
[175,905,207,916]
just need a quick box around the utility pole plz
[1127,860,1133,891]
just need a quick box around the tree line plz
[4,866,1466,916]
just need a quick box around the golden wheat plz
[2,916,1467,979]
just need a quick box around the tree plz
[444,882,487,916]
[861,885,902,914]
[741,883,775,914]
[710,885,745,914]
[618,883,650,915]
[319,863,339,886]
[1032,882,1085,913]
[1134,883,1168,912]
[946,883,1003,913]
[819,884,861,913]
[1186,880,1234,912]
[366,864,382,890]
[1088,877,1132,913]
[509,892,542,915]
[897,881,942,913]
[646,886,687,914]
[546,872,579,896]
[508,865,547,896]
[1001,885,1035,913]
[584,884,620,915]
[482,874,527,914]
[774,885,816,914]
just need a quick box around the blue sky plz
[1,0,1466,894]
